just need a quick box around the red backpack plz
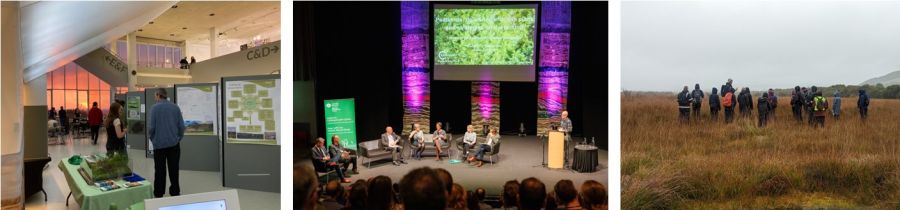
[723,92,734,107]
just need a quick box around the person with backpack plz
[832,90,842,120]
[812,91,828,128]
[720,78,735,97]
[791,86,803,122]
[757,92,769,127]
[677,86,692,123]
[807,86,818,126]
[858,89,870,120]
[723,89,736,123]
[691,84,705,120]
[738,87,753,118]
[709,87,721,121]
[767,88,778,120]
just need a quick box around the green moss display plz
[434,8,535,65]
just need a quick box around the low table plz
[58,160,153,210]
[573,145,599,173]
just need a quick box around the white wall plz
[189,41,280,83]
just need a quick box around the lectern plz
[547,131,565,169]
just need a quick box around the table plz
[129,201,144,210]
[573,145,599,173]
[58,160,153,210]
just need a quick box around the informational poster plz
[224,79,280,145]
[324,98,358,150]
[126,95,144,134]
[177,85,218,136]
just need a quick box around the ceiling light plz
[209,13,215,16]
[171,5,178,9]
[149,21,154,24]
[182,27,187,30]
[138,29,143,32]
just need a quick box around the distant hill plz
[861,71,900,86]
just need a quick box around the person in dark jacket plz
[724,88,737,123]
[720,78,735,97]
[709,87,721,121]
[807,86,818,126]
[677,86,692,123]
[691,84,704,120]
[58,106,68,134]
[791,86,803,122]
[738,88,753,118]
[858,89,870,120]
[757,93,769,127]
[767,88,778,120]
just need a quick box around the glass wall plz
[104,40,183,69]
[46,63,112,116]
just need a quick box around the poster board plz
[323,98,358,150]
[224,79,280,145]
[176,85,219,136]
[220,74,280,192]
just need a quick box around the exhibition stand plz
[220,74,281,193]
[174,83,221,172]
[125,91,147,152]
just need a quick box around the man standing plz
[88,102,103,145]
[328,135,358,175]
[709,87,720,121]
[677,86,691,123]
[59,106,68,134]
[757,93,769,127]
[691,84,705,120]
[723,89,736,123]
[148,88,185,198]
[832,90,842,120]
[559,111,574,167]
[791,86,803,122]
[858,89,870,120]
[812,91,828,128]
[381,126,406,166]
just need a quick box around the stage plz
[349,135,607,195]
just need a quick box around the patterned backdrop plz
[537,1,572,135]
[471,82,500,134]
[401,2,431,135]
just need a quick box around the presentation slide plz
[177,85,218,136]
[433,4,537,81]
[224,79,280,145]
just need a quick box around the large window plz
[46,63,113,115]
[104,40,183,69]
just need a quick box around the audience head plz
[502,180,520,208]
[518,177,546,210]
[554,179,578,206]
[346,181,367,209]
[325,180,343,199]
[399,167,446,210]
[579,180,608,209]
[434,168,453,195]
[466,191,480,210]
[474,187,486,202]
[294,164,318,210]
[544,192,558,210]
[446,183,467,210]
[367,176,396,210]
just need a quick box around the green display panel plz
[224,79,280,145]
[323,98,358,150]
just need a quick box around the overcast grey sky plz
[622,1,900,92]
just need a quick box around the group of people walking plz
[678,79,872,128]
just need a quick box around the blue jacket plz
[148,99,185,150]
[833,92,842,115]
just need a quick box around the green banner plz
[324,98,358,150]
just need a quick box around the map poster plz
[324,98,358,150]
[224,79,280,145]
[177,85,218,136]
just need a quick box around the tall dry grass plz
[621,93,900,209]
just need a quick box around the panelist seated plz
[432,122,447,161]
[468,128,500,167]
[380,126,407,166]
[328,135,358,175]
[312,137,350,183]
[461,125,478,161]
[409,123,426,160]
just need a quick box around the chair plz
[485,140,501,165]
[311,159,336,185]
[358,140,393,168]
[456,136,483,160]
